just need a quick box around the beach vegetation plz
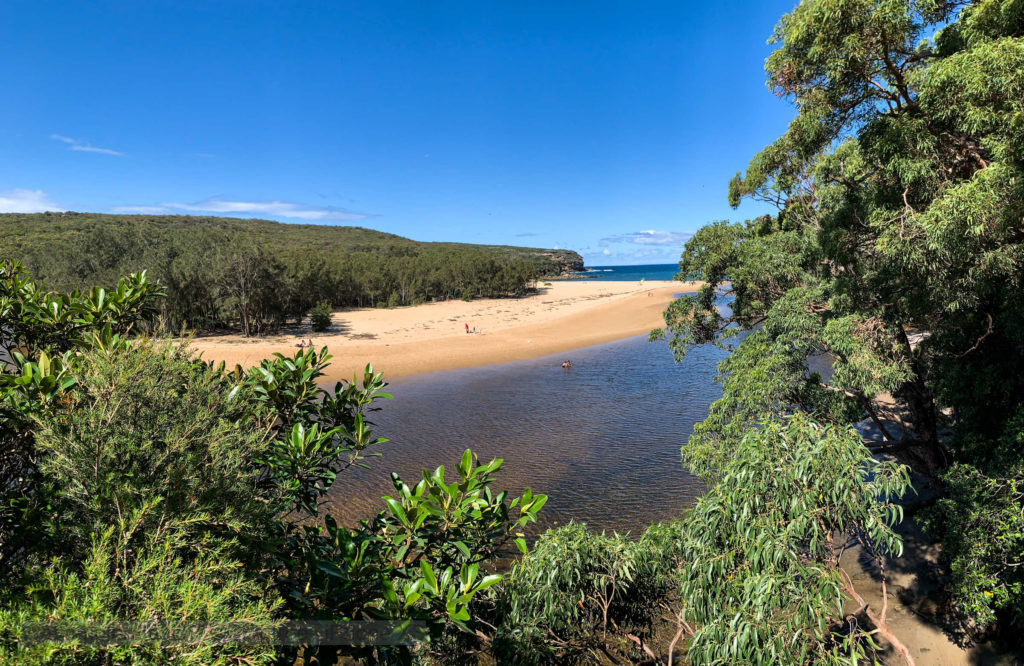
[654,0,1024,650]
[672,415,911,664]
[491,520,685,664]
[0,261,547,664]
[0,213,578,337]
[483,414,911,665]
[922,417,1024,632]
[309,299,333,332]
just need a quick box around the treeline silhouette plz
[0,213,582,336]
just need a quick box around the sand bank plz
[188,280,697,383]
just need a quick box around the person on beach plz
[465,323,469,334]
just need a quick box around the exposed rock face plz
[535,250,584,274]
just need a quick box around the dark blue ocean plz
[565,263,680,282]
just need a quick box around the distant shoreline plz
[187,280,699,383]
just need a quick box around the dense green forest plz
[0,213,583,336]
[2,0,1023,664]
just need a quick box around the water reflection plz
[324,327,727,535]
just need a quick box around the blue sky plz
[1,0,796,265]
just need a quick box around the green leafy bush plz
[0,263,549,663]
[493,520,685,664]
[281,450,546,664]
[34,342,275,557]
[0,521,280,665]
[676,414,910,665]
[308,300,332,332]
[1,260,165,574]
[1,338,283,665]
[926,461,1024,630]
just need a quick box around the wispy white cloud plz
[112,197,371,222]
[599,230,693,247]
[0,188,63,213]
[72,145,124,156]
[52,134,124,156]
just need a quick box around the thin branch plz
[667,606,693,666]
[813,381,897,444]
[839,568,916,666]
[625,633,659,662]
[954,313,993,358]
[880,566,890,624]
[858,393,897,444]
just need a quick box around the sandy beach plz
[188,279,698,382]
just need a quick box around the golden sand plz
[188,279,698,383]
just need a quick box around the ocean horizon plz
[566,262,681,282]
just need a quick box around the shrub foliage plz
[0,261,546,664]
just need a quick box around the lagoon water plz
[324,323,727,536]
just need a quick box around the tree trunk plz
[895,327,946,480]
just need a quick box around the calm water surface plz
[324,326,727,535]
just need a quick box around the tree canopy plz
[0,213,582,336]
[659,0,1024,638]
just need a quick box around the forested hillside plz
[0,213,582,336]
